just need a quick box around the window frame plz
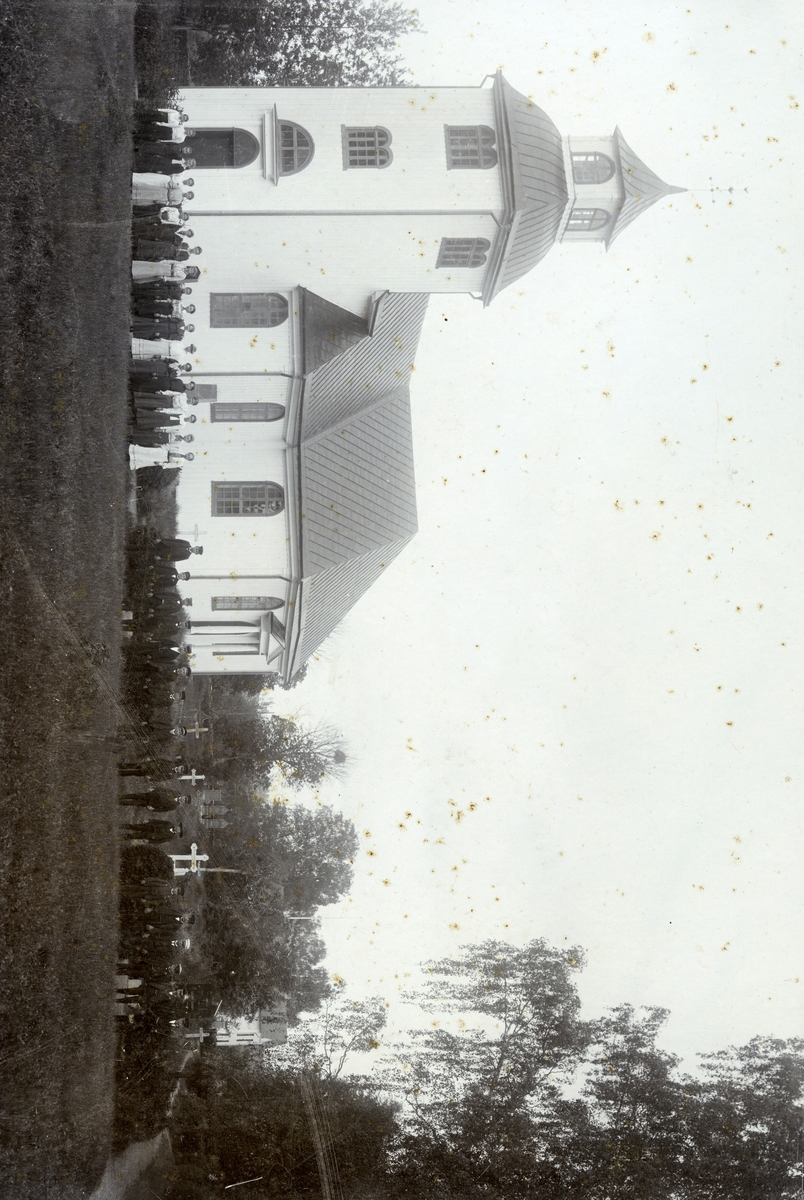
[277,121,314,176]
[444,125,497,170]
[211,596,284,611]
[341,126,393,170]
[570,152,616,186]
[211,481,285,518]
[209,293,289,329]
[435,237,491,269]
[210,403,286,423]
[566,207,611,232]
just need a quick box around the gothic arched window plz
[445,126,497,169]
[211,482,285,517]
[190,128,260,168]
[209,293,289,328]
[342,127,393,169]
[278,122,314,175]
[571,152,616,185]
[566,207,611,232]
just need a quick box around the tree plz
[196,801,357,1016]
[272,978,387,1078]
[386,939,589,1200]
[193,689,345,792]
[578,1005,688,1200]
[181,0,422,87]
[679,1036,804,1200]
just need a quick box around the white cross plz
[169,842,209,875]
[182,723,209,739]
[184,1027,212,1042]
[179,770,205,785]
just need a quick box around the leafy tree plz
[680,1036,804,1200]
[578,1005,688,1200]
[387,939,589,1199]
[272,978,387,1078]
[181,0,422,87]
[194,692,345,791]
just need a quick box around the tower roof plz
[606,128,686,247]
[482,73,568,305]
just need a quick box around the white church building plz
[159,72,683,681]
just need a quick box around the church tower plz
[182,71,685,314]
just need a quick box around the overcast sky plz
[269,0,803,1066]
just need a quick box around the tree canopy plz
[181,0,422,87]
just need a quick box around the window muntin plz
[210,403,285,423]
[191,129,260,169]
[211,596,284,611]
[211,482,285,517]
[278,122,314,175]
[566,207,611,231]
[445,125,497,169]
[571,152,615,185]
[342,126,393,169]
[209,293,289,328]
[436,237,491,268]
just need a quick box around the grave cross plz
[169,842,209,876]
[179,769,206,785]
[182,722,209,739]
[184,1027,213,1042]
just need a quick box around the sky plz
[268,0,804,1067]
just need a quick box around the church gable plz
[301,292,430,442]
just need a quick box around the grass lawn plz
[0,2,134,1195]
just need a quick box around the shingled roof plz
[284,293,429,676]
[606,128,686,248]
[482,73,568,305]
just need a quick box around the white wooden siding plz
[189,214,495,305]
[183,87,502,213]
[174,440,290,576]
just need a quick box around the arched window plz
[566,207,611,232]
[571,152,616,185]
[211,482,284,517]
[210,293,289,328]
[342,127,393,169]
[436,237,491,268]
[190,128,260,169]
[445,126,497,169]
[278,122,314,175]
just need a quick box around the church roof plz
[606,127,686,247]
[284,293,429,676]
[483,73,568,305]
[300,291,430,441]
[292,387,417,670]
